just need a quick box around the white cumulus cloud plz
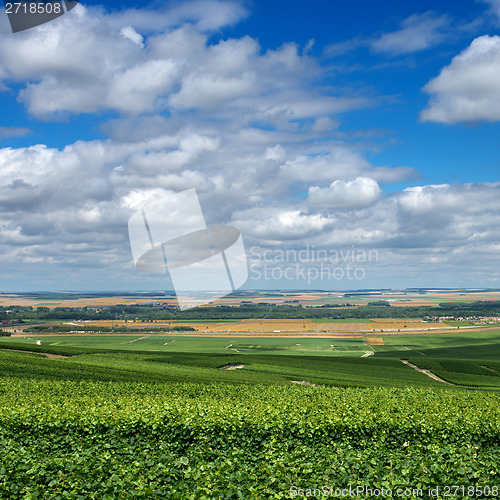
[308,177,381,210]
[0,1,497,290]
[421,35,500,123]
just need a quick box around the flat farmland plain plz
[3,288,500,309]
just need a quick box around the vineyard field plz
[2,329,500,498]
[1,380,500,499]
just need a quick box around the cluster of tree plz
[25,325,196,333]
[437,301,500,314]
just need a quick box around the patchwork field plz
[23,317,457,336]
[2,288,500,309]
[0,294,178,309]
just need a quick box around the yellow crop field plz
[56,317,459,336]
[365,337,385,345]
[311,322,372,332]
[368,319,446,331]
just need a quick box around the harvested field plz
[365,337,385,346]
[311,322,372,332]
[368,319,445,331]
[25,317,465,336]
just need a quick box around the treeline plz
[437,301,500,313]
[2,300,500,322]
[25,325,196,333]
[0,304,352,321]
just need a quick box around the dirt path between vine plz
[0,348,68,359]
[400,359,454,385]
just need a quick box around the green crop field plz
[2,329,500,498]
[0,335,368,356]
[0,344,440,388]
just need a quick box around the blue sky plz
[0,0,500,293]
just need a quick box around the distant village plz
[429,316,500,324]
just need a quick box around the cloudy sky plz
[1,0,500,292]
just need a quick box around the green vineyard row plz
[1,380,500,499]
